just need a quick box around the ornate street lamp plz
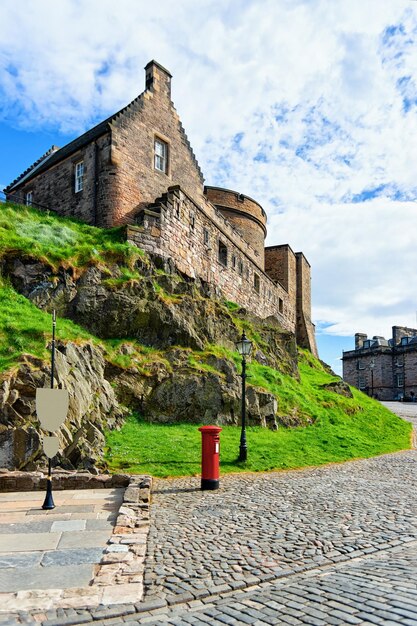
[236,331,252,462]
[370,358,375,398]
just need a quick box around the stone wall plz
[343,351,394,401]
[204,187,266,267]
[295,253,317,354]
[109,62,205,226]
[343,343,417,401]
[9,135,114,227]
[126,186,295,329]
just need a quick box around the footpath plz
[1,402,417,625]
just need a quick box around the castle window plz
[396,373,404,388]
[246,268,250,280]
[218,240,228,267]
[279,298,283,313]
[25,191,33,206]
[254,273,260,293]
[154,138,168,173]
[357,360,365,370]
[203,228,210,245]
[358,376,366,390]
[190,212,195,231]
[75,161,84,192]
[232,255,236,269]
[238,260,243,275]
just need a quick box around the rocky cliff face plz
[2,254,297,371]
[0,251,300,470]
[0,343,124,471]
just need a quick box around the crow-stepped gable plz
[5,60,317,355]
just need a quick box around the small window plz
[278,298,283,313]
[190,212,195,231]
[75,161,84,192]
[154,138,168,173]
[246,268,250,280]
[363,340,371,349]
[232,255,236,269]
[203,228,209,245]
[25,191,33,206]
[358,376,366,390]
[357,360,365,370]
[396,373,404,388]
[238,260,243,275]
[395,356,404,368]
[254,274,260,293]
[401,337,409,346]
[218,241,228,267]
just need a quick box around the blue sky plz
[1,0,417,374]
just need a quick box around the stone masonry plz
[343,325,417,400]
[5,60,317,355]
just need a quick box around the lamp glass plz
[236,334,253,357]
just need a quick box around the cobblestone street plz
[141,450,417,608]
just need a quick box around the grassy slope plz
[0,202,412,476]
[105,349,411,477]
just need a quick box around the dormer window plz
[75,161,84,192]
[154,138,168,173]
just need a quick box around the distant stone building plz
[5,60,317,355]
[342,326,417,400]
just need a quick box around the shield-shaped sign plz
[36,388,69,432]
[43,435,60,459]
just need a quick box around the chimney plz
[145,60,172,99]
[355,333,367,350]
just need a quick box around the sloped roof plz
[5,93,144,192]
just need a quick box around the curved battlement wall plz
[205,186,267,269]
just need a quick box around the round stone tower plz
[204,186,267,268]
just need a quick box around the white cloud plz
[1,0,417,348]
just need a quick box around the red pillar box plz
[198,425,222,490]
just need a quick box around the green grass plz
[0,278,168,374]
[104,343,412,479]
[0,202,144,271]
[0,280,93,371]
[104,374,412,478]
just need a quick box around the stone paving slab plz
[0,521,53,534]
[0,563,94,592]
[0,478,151,614]
[0,532,61,552]
[0,552,42,568]
[41,548,105,567]
[57,530,112,549]
[51,520,86,532]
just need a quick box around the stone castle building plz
[5,60,317,355]
[342,326,417,400]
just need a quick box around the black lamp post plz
[43,310,56,510]
[236,331,253,462]
[370,358,375,398]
